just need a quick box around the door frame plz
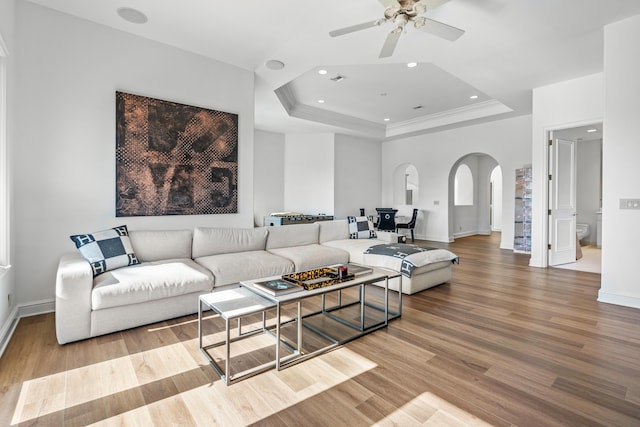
[540,119,602,267]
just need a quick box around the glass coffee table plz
[198,286,280,385]
[241,265,401,370]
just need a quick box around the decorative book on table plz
[346,263,373,277]
[254,279,302,296]
[282,265,373,291]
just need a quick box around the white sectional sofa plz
[56,220,456,344]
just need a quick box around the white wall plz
[599,14,640,309]
[255,132,381,222]
[0,0,16,353]
[530,73,604,267]
[254,130,285,226]
[12,2,255,307]
[334,134,381,219]
[491,166,503,231]
[284,133,334,215]
[381,115,531,248]
[576,139,602,243]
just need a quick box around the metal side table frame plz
[243,268,402,371]
[198,286,280,385]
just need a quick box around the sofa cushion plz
[129,229,193,262]
[322,238,391,265]
[266,223,320,250]
[347,216,377,239]
[70,225,140,277]
[192,227,268,258]
[318,219,349,243]
[92,258,213,310]
[194,250,294,287]
[269,244,349,272]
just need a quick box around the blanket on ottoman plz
[363,243,459,277]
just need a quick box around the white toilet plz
[576,223,590,243]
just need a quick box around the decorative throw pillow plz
[347,216,377,239]
[70,225,139,276]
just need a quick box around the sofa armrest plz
[375,230,401,243]
[55,252,93,344]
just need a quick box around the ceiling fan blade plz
[379,31,401,58]
[330,20,381,37]
[416,17,464,41]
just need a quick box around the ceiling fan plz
[329,0,465,58]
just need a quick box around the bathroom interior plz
[553,124,603,274]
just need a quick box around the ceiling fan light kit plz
[329,0,465,58]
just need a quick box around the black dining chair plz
[396,208,418,242]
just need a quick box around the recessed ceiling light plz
[407,62,418,68]
[317,99,325,104]
[413,105,423,110]
[384,118,390,122]
[265,59,285,70]
[587,128,597,133]
[470,95,479,99]
[116,7,148,24]
[318,69,328,75]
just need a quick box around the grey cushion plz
[193,227,268,258]
[269,244,349,272]
[266,223,319,250]
[129,229,193,262]
[92,259,213,310]
[318,219,349,243]
[194,250,294,287]
[322,238,391,265]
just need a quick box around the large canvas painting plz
[115,91,238,216]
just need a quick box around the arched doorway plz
[448,153,502,243]
[393,163,419,206]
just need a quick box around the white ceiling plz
[25,0,640,139]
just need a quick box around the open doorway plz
[548,124,602,274]
[448,153,502,244]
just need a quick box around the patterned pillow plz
[347,216,377,239]
[70,225,140,276]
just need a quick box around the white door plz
[548,135,577,266]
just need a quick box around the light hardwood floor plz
[1,233,640,426]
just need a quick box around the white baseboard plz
[0,299,55,358]
[18,299,55,318]
[420,234,451,243]
[453,230,478,238]
[0,305,19,358]
[598,291,640,310]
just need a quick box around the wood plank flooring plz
[1,233,640,426]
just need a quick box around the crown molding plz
[385,99,513,137]
[274,82,511,139]
[275,83,385,137]
[274,83,296,114]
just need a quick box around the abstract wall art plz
[115,91,238,216]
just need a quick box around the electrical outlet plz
[620,199,640,209]
[459,226,463,231]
